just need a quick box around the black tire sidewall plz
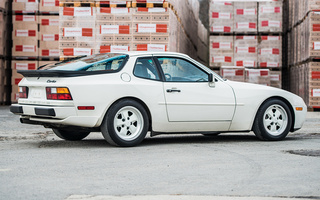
[103,100,149,147]
[255,99,292,141]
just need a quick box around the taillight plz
[46,87,73,100]
[19,87,28,98]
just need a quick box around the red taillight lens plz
[46,87,72,100]
[19,87,28,98]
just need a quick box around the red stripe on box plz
[138,8,149,12]
[212,12,219,18]
[119,25,130,34]
[236,9,244,15]
[261,21,269,27]
[260,71,269,76]
[249,22,256,29]
[63,48,74,56]
[225,56,232,62]
[42,19,49,25]
[236,61,243,66]
[63,7,74,16]
[260,62,267,67]
[274,7,281,13]
[236,36,243,39]
[55,34,59,41]
[313,24,320,31]
[82,28,93,37]
[16,45,23,52]
[137,44,148,51]
[29,30,36,37]
[100,46,111,53]
[156,24,167,33]
[28,63,36,70]
[224,26,231,32]
[42,50,49,56]
[273,48,280,54]
[100,7,112,13]
[55,0,59,6]
[261,36,268,40]
[15,15,23,21]
[212,43,220,48]
[249,47,256,53]
[312,71,320,79]
[235,70,244,76]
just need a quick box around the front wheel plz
[52,129,90,141]
[101,99,149,147]
[253,99,292,141]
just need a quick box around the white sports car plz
[11,52,307,147]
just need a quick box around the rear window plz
[40,53,128,72]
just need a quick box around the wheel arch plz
[252,96,295,132]
[103,96,152,131]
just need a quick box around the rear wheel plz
[101,99,149,147]
[253,99,292,141]
[52,129,90,141]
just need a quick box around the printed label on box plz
[236,47,256,53]
[313,42,320,50]
[212,12,231,19]
[261,20,281,28]
[41,19,59,26]
[111,46,129,52]
[237,60,255,67]
[42,0,57,7]
[236,36,256,40]
[16,30,36,37]
[211,26,231,33]
[212,42,232,49]
[74,48,92,56]
[63,28,82,37]
[260,62,279,67]
[260,7,281,14]
[236,9,256,15]
[110,1,127,4]
[74,7,92,16]
[236,22,256,29]
[312,89,320,97]
[212,56,232,63]
[137,24,157,33]
[270,74,281,81]
[147,44,166,52]
[101,25,119,34]
[16,15,36,21]
[148,8,166,13]
[42,34,59,41]
[41,49,59,56]
[16,45,36,52]
[146,0,164,3]
[15,63,36,70]
[260,48,279,55]
[261,36,280,41]
[223,69,236,77]
[212,2,232,6]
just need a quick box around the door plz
[156,57,236,122]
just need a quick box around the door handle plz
[166,89,181,93]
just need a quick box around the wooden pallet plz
[132,2,168,8]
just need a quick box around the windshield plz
[40,53,128,72]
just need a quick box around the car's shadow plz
[31,133,303,149]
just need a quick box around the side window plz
[85,57,125,71]
[157,57,208,82]
[134,58,160,80]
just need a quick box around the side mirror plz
[208,73,214,82]
[208,73,215,88]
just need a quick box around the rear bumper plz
[10,104,100,127]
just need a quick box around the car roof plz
[125,51,191,58]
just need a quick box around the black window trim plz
[133,56,164,82]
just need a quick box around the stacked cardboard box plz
[209,0,283,88]
[220,66,245,82]
[59,0,202,61]
[286,0,320,108]
[209,36,233,67]
[234,36,257,67]
[1,1,8,104]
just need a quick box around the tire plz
[101,99,149,147]
[52,129,90,141]
[253,99,292,141]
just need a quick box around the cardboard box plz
[258,35,282,67]
[39,0,59,13]
[234,2,257,33]
[12,38,38,57]
[245,68,270,86]
[13,0,39,13]
[220,66,245,82]
[258,1,283,33]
